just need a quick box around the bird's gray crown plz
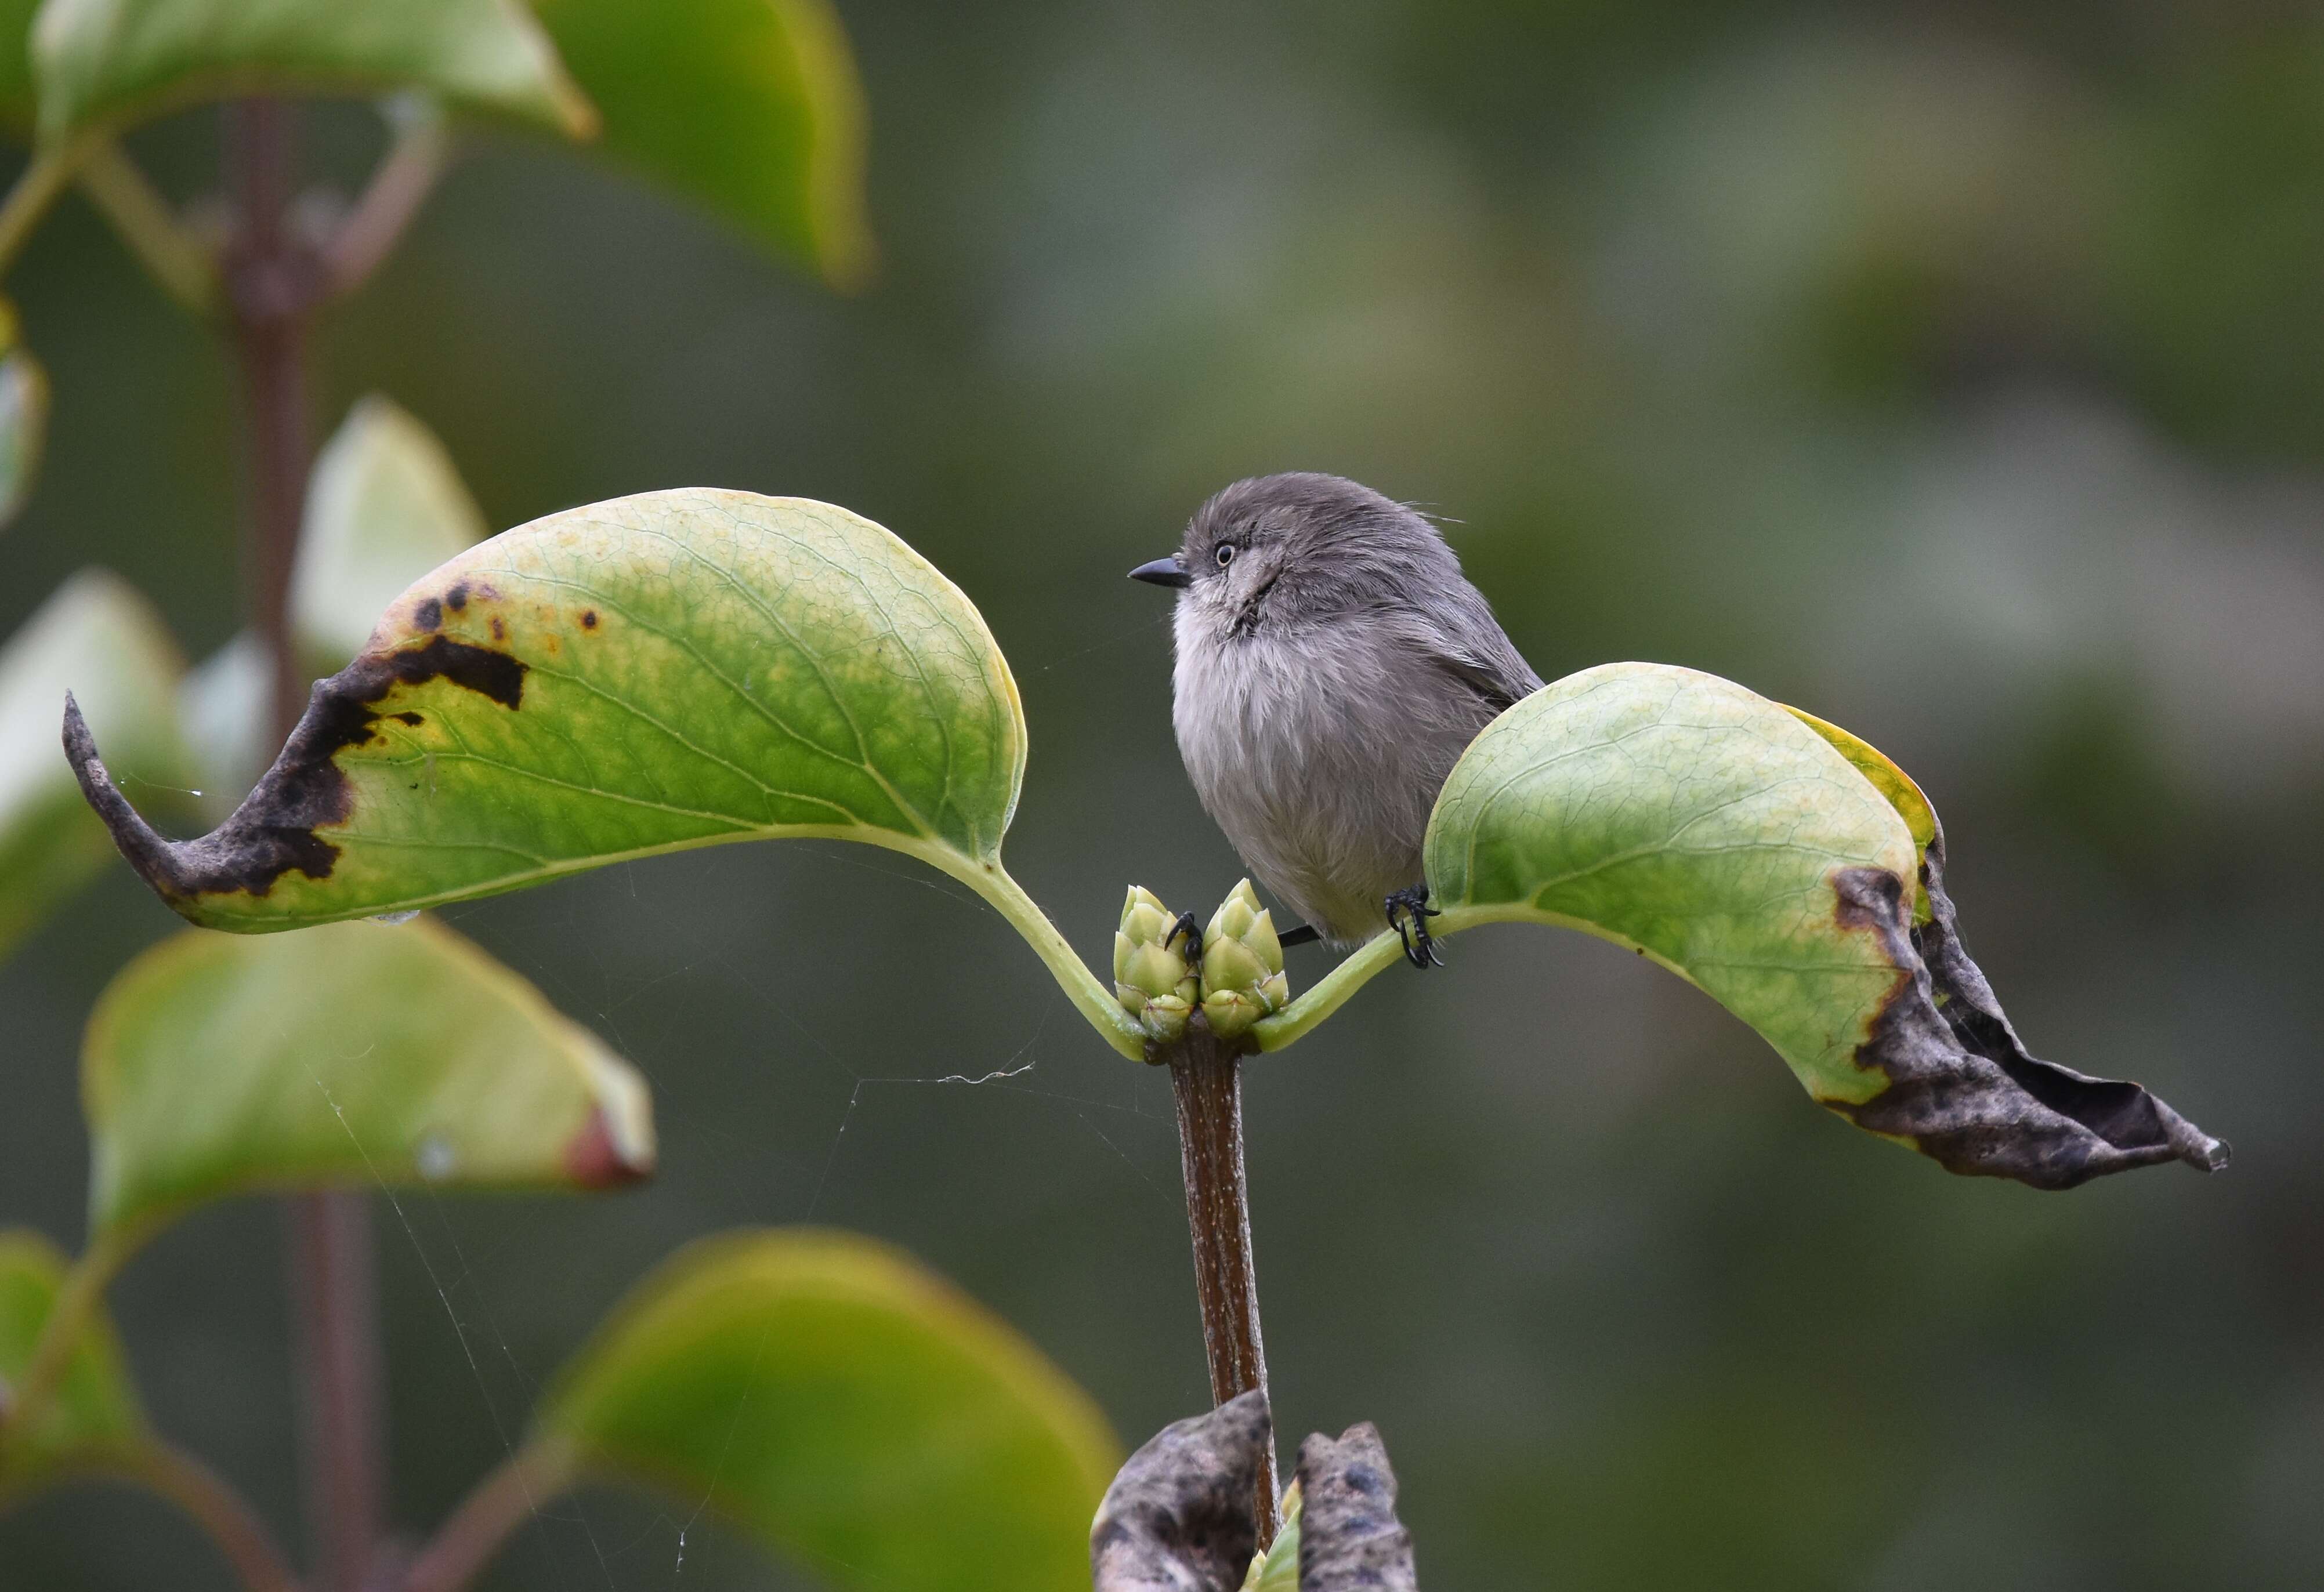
[1177,472,1464,634]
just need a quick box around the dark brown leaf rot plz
[1828,831,2228,1190]
[1297,1423,1418,1592]
[1093,1394,1427,1590]
[62,634,526,913]
[1092,1391,1270,1592]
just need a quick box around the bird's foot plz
[1277,923,1323,948]
[1165,910,1203,963]
[1384,888,1443,969]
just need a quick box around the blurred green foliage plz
[1,1,2315,1587]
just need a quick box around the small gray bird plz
[1131,472,1542,966]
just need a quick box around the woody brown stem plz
[225,97,387,1592]
[1163,1020,1279,1547]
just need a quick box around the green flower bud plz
[1240,1480,1304,1591]
[1142,992,1193,1042]
[1198,879,1290,1035]
[1119,885,1177,958]
[1201,987,1267,1039]
[1116,884,1198,1041]
[1123,941,1196,1003]
[1204,934,1268,993]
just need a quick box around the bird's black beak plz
[1129,556,1192,589]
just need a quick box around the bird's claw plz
[1384,889,1443,969]
[1165,910,1203,964]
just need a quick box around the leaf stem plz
[1249,929,1409,1051]
[0,146,79,280]
[1250,904,1525,1052]
[401,1437,580,1592]
[77,141,219,317]
[913,846,1147,1060]
[224,96,389,1592]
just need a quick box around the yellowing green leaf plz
[30,0,595,149]
[290,394,488,670]
[82,916,654,1249]
[528,0,872,287]
[1783,702,1936,922]
[0,1229,144,1497]
[64,488,1143,1056]
[73,488,1027,920]
[540,1229,1118,1592]
[0,570,188,962]
[1422,661,2223,1188]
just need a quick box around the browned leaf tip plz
[1092,1389,1270,1592]
[1295,1422,1418,1592]
[1829,829,2228,1191]
[561,1105,654,1187]
[61,633,524,915]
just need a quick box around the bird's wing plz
[1436,649,1536,716]
[1409,586,1543,718]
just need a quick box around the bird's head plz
[1129,472,1460,641]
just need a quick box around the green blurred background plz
[3,1,2317,1586]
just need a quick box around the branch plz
[401,1438,580,1592]
[77,141,219,316]
[2,1235,131,1450]
[1159,1022,1278,1549]
[0,146,80,280]
[322,103,452,301]
[107,1441,303,1592]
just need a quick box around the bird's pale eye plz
[1215,543,1235,568]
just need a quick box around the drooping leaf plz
[81,915,653,1249]
[1092,1390,1271,1592]
[527,0,873,287]
[29,0,595,150]
[1423,661,2225,1190]
[289,394,488,671]
[0,300,47,527]
[68,488,1029,931]
[0,1229,144,1498]
[539,1229,1118,1592]
[0,570,189,963]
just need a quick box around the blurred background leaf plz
[287,393,487,670]
[28,0,592,148]
[526,0,873,287]
[537,1229,1116,1591]
[179,394,488,821]
[81,916,654,1252]
[0,570,187,964]
[0,298,46,527]
[0,1230,143,1499]
[2,2,2315,1587]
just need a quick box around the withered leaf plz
[1092,1390,1271,1592]
[1421,663,2227,1191]
[1294,1423,1417,1592]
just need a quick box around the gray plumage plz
[1136,472,1541,948]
